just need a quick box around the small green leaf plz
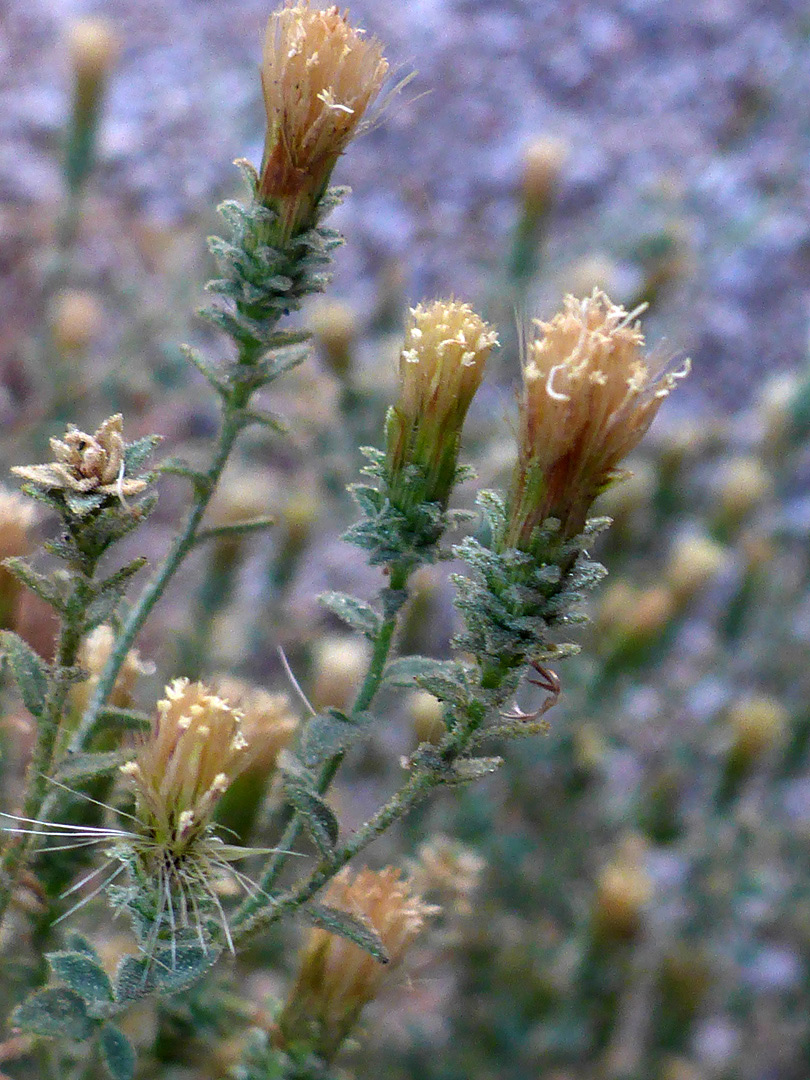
[55,751,132,785]
[319,592,381,639]
[63,933,101,962]
[298,709,367,768]
[47,951,114,1011]
[123,434,162,474]
[2,558,65,612]
[385,657,471,707]
[305,904,389,964]
[443,756,504,785]
[283,775,339,857]
[94,707,152,734]
[0,631,49,720]
[64,490,107,517]
[12,987,94,1040]
[99,1023,136,1080]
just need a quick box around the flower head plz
[386,300,498,510]
[121,679,249,853]
[12,415,147,503]
[506,290,689,545]
[259,2,388,237]
[277,866,437,1059]
[71,625,151,719]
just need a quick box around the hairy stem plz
[0,571,97,930]
[235,562,411,923]
[69,394,250,753]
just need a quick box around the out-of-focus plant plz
[0,4,701,1079]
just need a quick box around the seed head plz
[122,679,248,852]
[386,300,498,509]
[506,290,688,546]
[277,866,437,1059]
[12,414,146,501]
[258,2,388,236]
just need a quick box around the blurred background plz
[2,1,810,1078]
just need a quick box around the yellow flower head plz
[278,866,437,1059]
[259,2,388,236]
[507,290,689,545]
[121,679,248,852]
[386,300,498,509]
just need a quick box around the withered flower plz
[258,2,388,237]
[386,300,498,509]
[277,866,437,1059]
[12,414,146,501]
[506,290,689,546]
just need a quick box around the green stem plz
[68,398,249,754]
[234,562,411,924]
[234,765,437,942]
[0,571,96,931]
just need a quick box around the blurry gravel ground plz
[2,0,810,410]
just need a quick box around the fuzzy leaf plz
[94,706,152,734]
[0,631,49,720]
[298,709,368,768]
[47,951,114,1011]
[123,435,161,474]
[99,1023,136,1080]
[63,933,101,962]
[305,904,389,964]
[12,987,94,1040]
[2,558,65,611]
[283,775,339,856]
[114,944,216,1003]
[443,756,504,785]
[319,592,381,639]
[385,657,470,706]
[64,490,107,517]
[55,750,132,785]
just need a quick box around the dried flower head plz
[506,290,689,545]
[12,415,146,502]
[71,625,151,719]
[121,679,249,852]
[259,2,388,236]
[409,835,485,915]
[386,300,498,509]
[213,676,298,775]
[277,866,437,1059]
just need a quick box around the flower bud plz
[71,625,151,719]
[505,290,689,548]
[259,2,388,239]
[311,635,370,712]
[310,301,358,380]
[51,289,104,354]
[594,835,652,941]
[277,866,436,1059]
[520,136,568,219]
[0,488,37,630]
[386,300,497,510]
[714,455,770,525]
[407,689,445,746]
[67,18,120,118]
[727,694,788,767]
[665,533,728,604]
